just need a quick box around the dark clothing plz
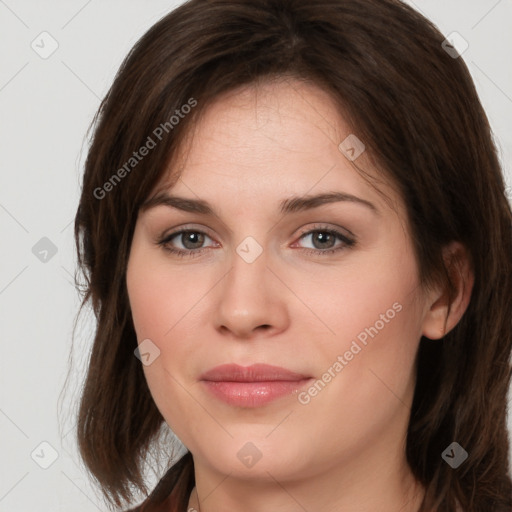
[125,493,174,512]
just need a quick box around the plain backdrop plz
[1,1,511,510]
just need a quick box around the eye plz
[293,225,356,256]
[156,224,356,259]
[157,229,217,258]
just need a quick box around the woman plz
[72,0,512,511]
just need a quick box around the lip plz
[200,364,313,407]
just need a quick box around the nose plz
[214,243,289,339]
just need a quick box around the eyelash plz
[156,225,356,259]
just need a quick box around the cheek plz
[127,243,206,341]
[295,282,423,461]
[126,242,216,407]
[304,244,424,432]
[126,247,201,435]
[300,241,421,360]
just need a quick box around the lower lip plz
[201,379,313,407]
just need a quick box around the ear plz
[421,241,474,340]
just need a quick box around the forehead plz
[148,78,401,217]
[183,78,348,167]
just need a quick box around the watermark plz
[237,441,263,468]
[31,441,59,469]
[338,133,365,161]
[32,236,58,263]
[441,32,469,59]
[31,31,59,59]
[236,236,263,263]
[134,338,161,366]
[441,442,468,468]
[93,97,197,200]
[297,301,403,405]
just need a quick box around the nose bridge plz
[224,236,270,309]
[215,234,285,335]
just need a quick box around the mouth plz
[199,363,314,407]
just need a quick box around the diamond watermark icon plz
[32,237,58,263]
[441,32,468,59]
[31,31,59,59]
[441,442,468,468]
[31,441,59,469]
[237,441,263,468]
[236,236,263,263]
[134,338,161,366]
[338,134,365,161]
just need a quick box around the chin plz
[192,434,312,481]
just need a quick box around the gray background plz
[1,1,511,510]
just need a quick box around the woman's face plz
[126,78,432,489]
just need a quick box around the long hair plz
[72,1,512,510]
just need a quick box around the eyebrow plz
[140,191,379,216]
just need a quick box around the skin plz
[126,77,473,512]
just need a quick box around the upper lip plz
[200,363,311,382]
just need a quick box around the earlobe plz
[421,241,474,340]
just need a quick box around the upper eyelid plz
[161,223,352,236]
[161,225,216,242]
[296,224,355,239]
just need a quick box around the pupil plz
[314,232,333,249]
[184,232,203,249]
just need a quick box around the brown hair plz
[71,0,512,510]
